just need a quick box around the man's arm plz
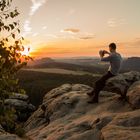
[101,55,111,62]
[99,50,111,62]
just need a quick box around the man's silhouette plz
[88,43,122,103]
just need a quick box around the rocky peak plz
[23,71,140,140]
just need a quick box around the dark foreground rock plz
[4,93,35,121]
[0,133,22,140]
[0,126,22,140]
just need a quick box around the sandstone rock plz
[72,84,93,92]
[0,133,22,140]
[104,71,140,96]
[127,81,140,109]
[23,107,48,132]
[102,110,140,140]
[24,72,140,139]
[92,115,114,130]
[25,82,136,140]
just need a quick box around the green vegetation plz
[0,0,30,136]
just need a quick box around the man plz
[88,43,122,104]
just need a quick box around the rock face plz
[24,71,140,140]
[0,126,22,140]
[4,93,35,121]
[102,110,140,140]
[9,93,29,101]
[0,133,22,140]
[127,81,140,109]
[104,71,140,97]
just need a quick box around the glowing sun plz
[21,46,31,56]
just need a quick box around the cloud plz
[78,33,95,40]
[130,38,140,47]
[61,28,80,34]
[45,34,58,39]
[59,26,96,40]
[135,37,140,40]
[32,32,39,37]
[118,38,140,48]
[107,18,117,27]
[23,20,32,36]
[29,0,47,16]
[23,0,48,37]
[60,28,95,40]
[107,18,127,27]
[79,35,95,40]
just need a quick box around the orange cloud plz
[61,28,80,34]
[79,34,95,40]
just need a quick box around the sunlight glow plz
[21,45,31,56]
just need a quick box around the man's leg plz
[87,71,113,96]
[87,78,104,97]
[88,71,114,103]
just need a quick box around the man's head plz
[109,43,116,53]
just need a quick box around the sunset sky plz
[13,0,140,58]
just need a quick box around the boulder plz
[25,83,136,140]
[4,99,35,112]
[4,93,35,121]
[102,110,140,140]
[104,71,140,96]
[9,93,28,101]
[127,81,140,109]
[0,133,22,140]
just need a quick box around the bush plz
[0,0,31,134]
[15,125,25,137]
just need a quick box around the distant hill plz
[27,58,108,74]
[28,57,55,66]
[121,57,140,72]
[55,57,101,66]
[27,57,140,74]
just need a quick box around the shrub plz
[0,0,31,134]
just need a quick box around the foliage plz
[0,0,31,135]
[15,124,25,137]
[0,0,28,100]
[0,104,16,133]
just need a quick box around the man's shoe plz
[86,90,94,97]
[117,95,127,101]
[87,98,98,104]
[41,104,46,111]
